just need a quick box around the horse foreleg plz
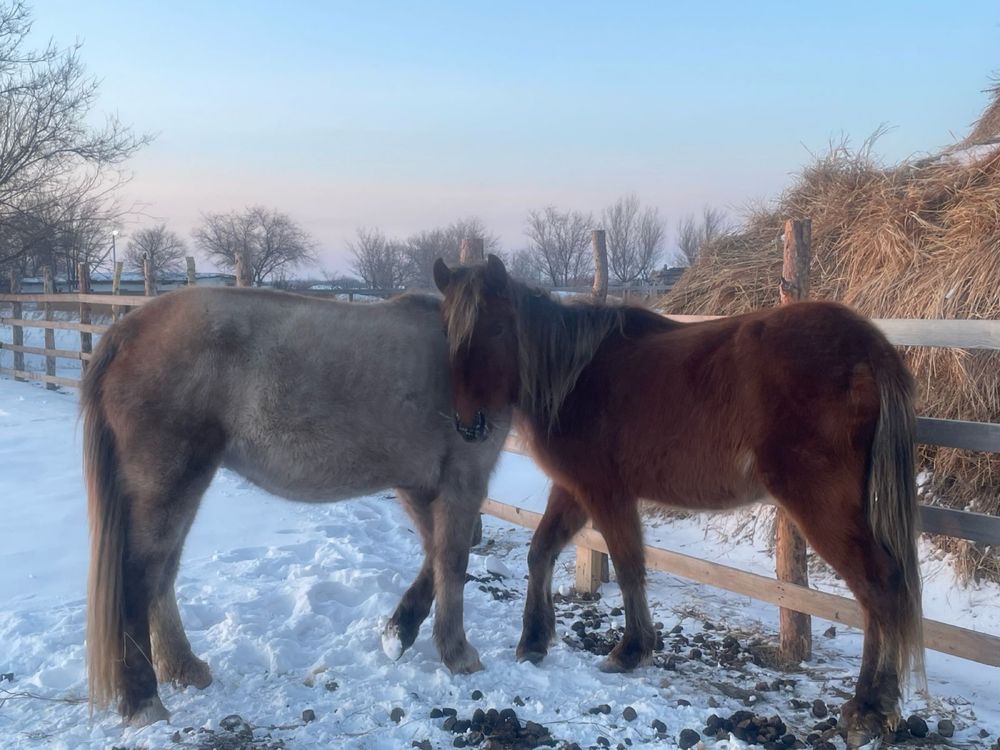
[517,485,588,664]
[589,496,656,673]
[430,488,483,673]
[383,488,437,659]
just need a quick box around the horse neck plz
[511,283,621,434]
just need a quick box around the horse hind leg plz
[772,480,912,748]
[517,484,588,664]
[382,488,437,660]
[108,428,221,724]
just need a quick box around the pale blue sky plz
[34,1,1000,273]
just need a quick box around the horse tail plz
[82,324,128,711]
[867,352,925,690]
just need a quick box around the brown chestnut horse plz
[434,255,924,748]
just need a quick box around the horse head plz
[434,254,520,443]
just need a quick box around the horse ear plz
[484,254,508,293]
[433,258,452,293]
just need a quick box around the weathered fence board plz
[0,292,149,307]
[875,319,1000,350]
[0,342,91,361]
[0,368,80,389]
[917,417,1000,454]
[0,318,109,334]
[920,505,1000,547]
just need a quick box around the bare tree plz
[524,206,593,286]
[506,248,544,283]
[602,194,664,283]
[636,206,666,280]
[0,1,148,272]
[677,206,728,266]
[348,227,407,289]
[193,206,316,286]
[125,224,186,277]
[403,216,501,289]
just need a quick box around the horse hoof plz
[841,698,892,750]
[125,695,170,727]
[382,622,405,661]
[178,657,213,689]
[598,656,631,673]
[157,654,213,689]
[516,648,547,665]
[444,643,483,674]
[845,730,881,750]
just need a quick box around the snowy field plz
[1,374,999,750]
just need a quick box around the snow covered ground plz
[1,375,999,750]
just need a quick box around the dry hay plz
[965,80,1000,146]
[660,137,1000,582]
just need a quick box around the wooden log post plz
[592,229,608,302]
[78,263,92,376]
[186,256,197,286]
[42,266,56,390]
[776,218,813,663]
[143,257,156,296]
[111,261,123,321]
[459,237,485,265]
[572,228,612,593]
[9,270,25,381]
[575,520,611,593]
[235,253,251,287]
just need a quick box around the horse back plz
[549,301,899,508]
[86,287,468,500]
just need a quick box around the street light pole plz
[111,229,119,270]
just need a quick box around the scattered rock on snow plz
[906,714,929,738]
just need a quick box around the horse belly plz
[221,429,441,504]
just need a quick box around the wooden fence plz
[1,251,1000,668]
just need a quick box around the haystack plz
[660,92,1000,581]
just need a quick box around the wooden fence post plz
[186,256,197,286]
[235,254,251,287]
[575,519,611,593]
[9,270,25,381]
[776,218,813,663]
[111,261,123,321]
[78,263,92,376]
[592,229,608,302]
[459,238,485,265]
[42,266,56,390]
[143,258,156,296]
[575,230,612,593]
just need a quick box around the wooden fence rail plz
[480,498,1000,667]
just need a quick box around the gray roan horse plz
[82,286,510,725]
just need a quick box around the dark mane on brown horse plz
[441,270,677,432]
[435,254,924,750]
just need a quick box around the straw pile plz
[660,97,1000,582]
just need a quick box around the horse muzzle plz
[455,411,490,443]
